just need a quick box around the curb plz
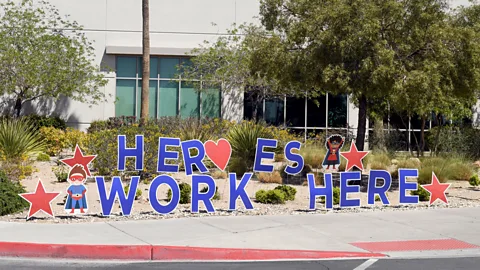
[0,242,386,261]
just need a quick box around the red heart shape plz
[204,139,232,171]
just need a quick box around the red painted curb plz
[0,242,386,261]
[0,242,151,260]
[152,245,386,261]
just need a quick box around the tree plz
[140,0,150,125]
[0,0,108,117]
[388,0,480,156]
[259,0,480,152]
[182,23,296,122]
[260,0,399,150]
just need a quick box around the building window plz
[244,93,349,138]
[115,56,221,119]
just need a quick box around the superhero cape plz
[322,150,341,166]
[65,194,88,210]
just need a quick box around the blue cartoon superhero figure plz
[322,135,345,171]
[65,164,88,214]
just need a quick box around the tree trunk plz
[420,115,426,157]
[14,97,22,117]
[433,114,443,156]
[356,94,368,151]
[140,0,150,126]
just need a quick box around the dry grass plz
[275,153,285,162]
[211,170,228,179]
[369,160,389,170]
[257,171,283,184]
[396,158,420,169]
[300,144,326,169]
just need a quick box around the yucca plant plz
[226,121,274,170]
[0,118,46,160]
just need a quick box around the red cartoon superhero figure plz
[322,135,345,171]
[65,165,88,214]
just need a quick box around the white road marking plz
[353,259,379,270]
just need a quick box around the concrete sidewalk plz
[0,207,479,260]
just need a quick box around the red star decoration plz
[60,145,96,177]
[19,180,60,219]
[421,172,451,205]
[340,141,369,171]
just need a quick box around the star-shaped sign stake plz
[340,140,369,171]
[19,180,61,220]
[60,145,96,177]
[421,172,451,205]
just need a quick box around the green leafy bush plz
[255,189,285,204]
[227,157,248,175]
[39,126,67,156]
[36,152,50,162]
[0,118,45,160]
[167,182,191,204]
[274,185,296,201]
[411,186,430,202]
[52,166,68,183]
[200,186,220,200]
[0,171,29,216]
[22,114,66,130]
[320,187,341,205]
[469,174,480,187]
[124,184,142,200]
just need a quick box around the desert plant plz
[227,157,248,175]
[469,174,480,187]
[274,185,296,201]
[167,182,191,204]
[124,184,142,200]
[39,126,67,156]
[0,171,30,216]
[447,162,475,181]
[320,187,341,205]
[226,121,274,169]
[52,166,69,183]
[0,118,46,160]
[211,170,227,179]
[257,171,282,184]
[36,152,50,162]
[299,144,327,169]
[255,189,285,204]
[396,158,421,169]
[200,186,220,200]
[411,186,430,202]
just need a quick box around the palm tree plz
[140,0,150,126]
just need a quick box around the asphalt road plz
[1,257,480,270]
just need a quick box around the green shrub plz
[274,185,296,201]
[255,189,285,204]
[200,186,220,200]
[36,152,50,162]
[469,174,480,187]
[0,118,46,160]
[227,157,248,175]
[320,187,340,205]
[39,126,67,156]
[411,186,430,202]
[280,164,312,179]
[0,171,30,216]
[52,166,68,183]
[226,121,275,170]
[124,184,142,200]
[22,114,66,130]
[375,195,381,202]
[167,182,191,204]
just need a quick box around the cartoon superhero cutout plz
[65,164,88,214]
[322,135,345,171]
